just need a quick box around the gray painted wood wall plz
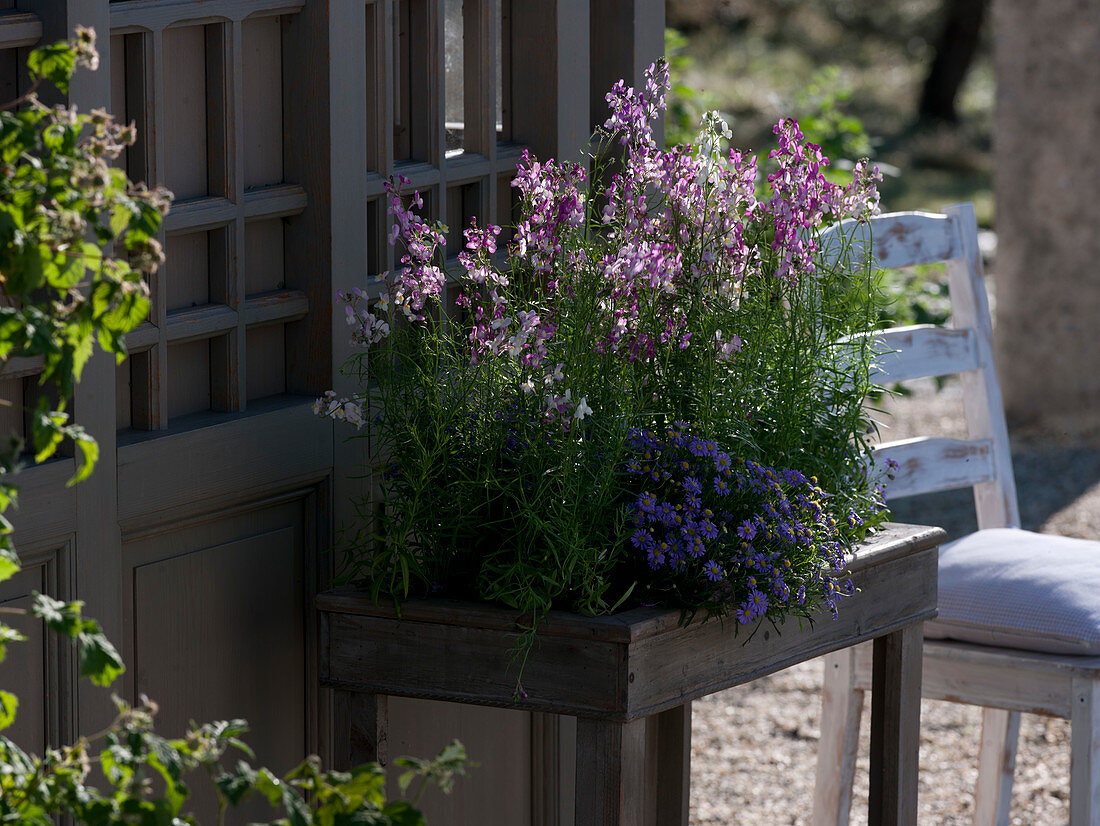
[0,2,663,822]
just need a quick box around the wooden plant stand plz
[318,523,942,826]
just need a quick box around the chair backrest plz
[819,203,1021,531]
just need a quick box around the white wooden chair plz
[812,203,1100,826]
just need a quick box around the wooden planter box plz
[319,523,942,826]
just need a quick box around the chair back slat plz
[869,325,980,384]
[826,204,1022,530]
[819,211,963,271]
[872,437,995,499]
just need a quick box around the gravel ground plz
[689,377,1100,825]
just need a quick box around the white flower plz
[520,377,536,394]
[344,401,364,428]
[573,396,593,421]
[314,391,336,417]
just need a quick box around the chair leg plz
[1070,678,1100,826]
[972,707,1019,826]
[814,647,865,826]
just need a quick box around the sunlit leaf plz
[0,545,19,582]
[26,42,76,94]
[0,690,18,731]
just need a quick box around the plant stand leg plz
[654,703,691,826]
[868,624,922,826]
[814,646,865,826]
[575,717,647,826]
[333,690,388,768]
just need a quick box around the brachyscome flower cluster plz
[625,423,854,623]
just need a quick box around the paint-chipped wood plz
[819,211,963,272]
[815,206,1060,826]
[867,325,979,384]
[814,647,863,826]
[872,436,994,498]
[974,708,1018,826]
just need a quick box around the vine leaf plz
[0,689,17,730]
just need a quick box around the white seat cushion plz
[924,527,1100,655]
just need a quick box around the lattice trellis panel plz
[109,1,310,431]
[366,0,521,307]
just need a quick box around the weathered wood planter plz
[319,523,942,826]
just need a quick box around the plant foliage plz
[323,61,893,683]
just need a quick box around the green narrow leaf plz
[0,690,17,731]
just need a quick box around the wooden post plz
[654,704,691,826]
[588,0,664,143]
[283,0,336,397]
[46,0,121,741]
[868,625,923,826]
[574,717,647,826]
[508,0,590,162]
[333,691,389,768]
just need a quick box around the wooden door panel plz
[241,14,283,188]
[161,23,211,201]
[0,542,72,754]
[9,462,76,551]
[116,399,330,529]
[0,574,49,753]
[389,699,533,823]
[126,499,315,823]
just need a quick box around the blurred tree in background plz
[664,0,993,225]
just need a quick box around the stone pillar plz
[994,0,1100,429]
